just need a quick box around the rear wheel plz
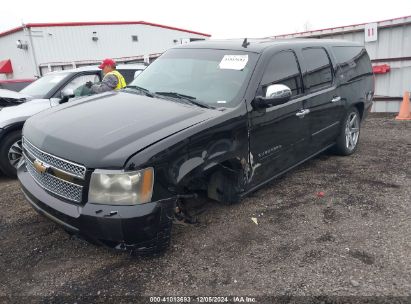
[0,130,23,178]
[334,108,361,156]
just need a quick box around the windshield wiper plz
[124,85,154,97]
[155,91,214,109]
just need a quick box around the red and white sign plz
[365,23,378,42]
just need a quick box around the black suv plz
[18,39,374,254]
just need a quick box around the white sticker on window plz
[219,55,248,70]
[217,100,227,104]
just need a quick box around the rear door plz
[301,47,344,150]
[248,50,309,187]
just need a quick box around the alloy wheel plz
[345,113,359,151]
[8,139,23,168]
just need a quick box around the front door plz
[248,50,309,188]
[51,72,102,106]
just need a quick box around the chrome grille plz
[22,137,86,179]
[25,157,83,203]
[22,137,85,203]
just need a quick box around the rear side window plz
[333,46,364,64]
[332,46,372,82]
[261,50,303,98]
[302,48,333,92]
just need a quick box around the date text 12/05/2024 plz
[149,296,257,303]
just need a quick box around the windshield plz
[20,72,70,98]
[129,48,258,107]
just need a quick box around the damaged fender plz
[124,109,251,203]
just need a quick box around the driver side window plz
[60,74,100,97]
[261,51,304,98]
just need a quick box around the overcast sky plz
[0,0,410,38]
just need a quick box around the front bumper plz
[18,164,176,250]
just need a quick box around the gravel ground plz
[0,114,410,301]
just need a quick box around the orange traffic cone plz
[396,91,411,120]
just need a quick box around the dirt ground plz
[0,114,410,302]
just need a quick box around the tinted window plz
[261,51,303,97]
[332,46,372,82]
[302,48,333,91]
[333,46,363,64]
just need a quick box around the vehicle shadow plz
[0,171,15,182]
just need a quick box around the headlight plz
[88,168,154,205]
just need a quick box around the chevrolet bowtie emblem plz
[33,159,49,174]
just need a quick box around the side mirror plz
[60,88,75,104]
[61,88,74,99]
[252,84,292,108]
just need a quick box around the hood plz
[23,91,218,169]
[0,89,32,108]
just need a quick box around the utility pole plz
[24,24,41,77]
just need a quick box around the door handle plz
[296,109,310,118]
[331,96,341,103]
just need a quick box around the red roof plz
[0,59,13,74]
[0,21,211,38]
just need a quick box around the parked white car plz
[0,64,145,177]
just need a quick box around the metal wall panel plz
[0,30,37,79]
[28,24,207,65]
[0,24,208,79]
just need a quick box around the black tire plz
[0,130,23,178]
[334,107,361,156]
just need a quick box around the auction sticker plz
[219,55,248,70]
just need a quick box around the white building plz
[0,21,210,80]
[269,15,411,112]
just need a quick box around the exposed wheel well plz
[205,159,244,204]
[0,123,24,144]
[180,158,245,204]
